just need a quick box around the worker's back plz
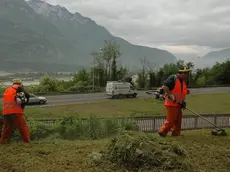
[2,85,23,115]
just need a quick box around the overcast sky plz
[43,0,230,59]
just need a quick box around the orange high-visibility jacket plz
[164,77,187,107]
[2,84,23,115]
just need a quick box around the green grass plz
[0,129,230,172]
[25,92,230,120]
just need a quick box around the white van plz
[105,81,138,99]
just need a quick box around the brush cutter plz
[185,107,227,136]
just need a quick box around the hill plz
[203,48,230,60]
[193,48,230,68]
[0,0,177,72]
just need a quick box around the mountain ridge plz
[0,0,177,72]
[28,0,177,67]
[203,48,230,59]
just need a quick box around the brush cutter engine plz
[211,128,227,136]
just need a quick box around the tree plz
[91,40,122,85]
[156,69,164,87]
[148,72,156,88]
[185,61,195,69]
[196,75,206,87]
[117,66,129,81]
[136,58,149,88]
[111,54,117,81]
[39,74,59,92]
[73,68,89,86]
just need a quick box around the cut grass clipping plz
[90,131,192,172]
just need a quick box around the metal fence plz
[34,114,230,132]
[133,114,230,132]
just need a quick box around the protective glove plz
[181,101,186,109]
[168,94,175,101]
[159,88,164,94]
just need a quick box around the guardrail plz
[33,114,230,132]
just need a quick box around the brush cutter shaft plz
[185,107,222,130]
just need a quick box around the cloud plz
[43,0,230,55]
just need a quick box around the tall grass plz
[8,116,139,142]
[55,116,139,140]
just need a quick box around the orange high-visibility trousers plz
[0,114,30,144]
[158,105,182,136]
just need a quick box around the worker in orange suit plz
[0,79,31,144]
[158,66,191,137]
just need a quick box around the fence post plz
[153,117,156,132]
[194,116,198,129]
[214,115,217,126]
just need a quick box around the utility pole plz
[93,64,95,91]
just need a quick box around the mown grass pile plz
[91,131,193,172]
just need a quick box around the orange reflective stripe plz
[3,101,16,105]
[3,106,21,111]
[166,98,183,104]
[3,103,21,110]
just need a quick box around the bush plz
[55,116,139,140]
[1,116,139,142]
[10,119,55,142]
[29,120,55,140]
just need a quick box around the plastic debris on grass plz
[90,131,193,172]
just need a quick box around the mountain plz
[196,48,230,68]
[0,0,177,72]
[203,48,230,60]
[28,0,177,69]
[0,0,83,72]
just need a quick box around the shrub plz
[55,116,139,140]
[10,119,55,142]
[1,116,139,142]
[29,120,55,140]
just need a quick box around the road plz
[33,87,230,107]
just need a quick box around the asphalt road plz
[32,87,230,107]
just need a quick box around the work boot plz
[171,132,184,137]
[158,131,166,137]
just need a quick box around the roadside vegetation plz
[1,41,230,95]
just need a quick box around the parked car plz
[27,93,47,105]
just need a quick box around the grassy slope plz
[0,129,230,172]
[26,92,230,120]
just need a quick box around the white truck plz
[105,81,138,99]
